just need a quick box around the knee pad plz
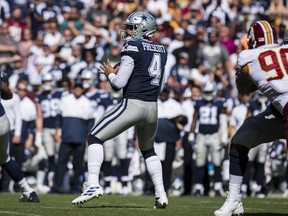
[87,133,104,146]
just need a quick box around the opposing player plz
[214,20,288,216]
[0,70,39,202]
[72,11,168,208]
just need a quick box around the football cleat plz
[72,185,103,205]
[36,184,51,194]
[192,189,203,197]
[215,189,225,197]
[153,195,168,209]
[19,191,40,202]
[104,186,112,195]
[214,192,244,216]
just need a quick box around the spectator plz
[17,27,34,69]
[0,0,10,25]
[57,28,73,60]
[219,25,237,55]
[161,37,176,83]
[0,21,17,58]
[167,27,184,53]
[66,44,87,83]
[7,6,26,42]
[43,17,61,53]
[173,32,199,69]
[59,6,83,36]
[7,57,29,91]
[196,30,232,76]
[168,51,192,88]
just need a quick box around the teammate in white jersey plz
[215,20,288,216]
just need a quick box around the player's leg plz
[193,133,207,196]
[116,132,131,195]
[241,148,256,197]
[214,105,285,216]
[102,138,114,195]
[42,128,56,188]
[136,101,167,209]
[72,99,138,205]
[52,142,73,193]
[254,143,268,198]
[209,133,224,197]
[71,144,86,193]
[0,115,39,202]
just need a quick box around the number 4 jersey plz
[120,38,167,102]
[237,44,288,114]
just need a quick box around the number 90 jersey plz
[237,44,288,114]
[121,39,167,102]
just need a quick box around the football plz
[113,62,120,69]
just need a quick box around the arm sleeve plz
[109,55,134,89]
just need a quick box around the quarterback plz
[72,11,168,208]
[215,20,288,216]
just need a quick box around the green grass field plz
[0,193,287,216]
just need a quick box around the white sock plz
[194,183,204,191]
[214,182,223,191]
[87,144,103,186]
[145,155,165,197]
[229,174,243,200]
[48,171,54,187]
[241,184,247,193]
[36,170,46,186]
[18,178,33,193]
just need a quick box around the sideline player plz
[0,57,39,202]
[72,11,168,208]
[214,20,288,216]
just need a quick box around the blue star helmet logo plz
[141,15,148,21]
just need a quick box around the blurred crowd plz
[0,0,288,198]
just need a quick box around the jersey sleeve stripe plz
[121,45,139,53]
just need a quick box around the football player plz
[241,93,270,198]
[215,20,288,216]
[190,80,228,197]
[34,73,67,190]
[0,69,39,202]
[72,11,168,209]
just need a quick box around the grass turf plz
[0,193,287,216]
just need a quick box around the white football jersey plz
[238,44,288,114]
